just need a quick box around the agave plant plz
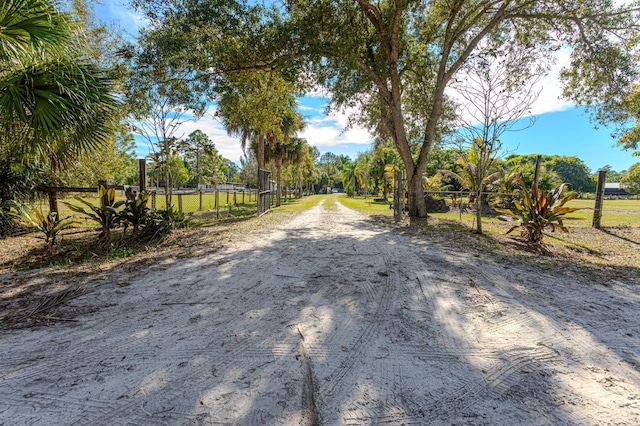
[496,175,584,243]
[8,201,73,246]
[64,186,124,240]
[121,187,151,237]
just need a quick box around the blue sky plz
[94,1,638,174]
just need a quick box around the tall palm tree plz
[341,161,359,195]
[265,108,304,206]
[0,0,117,167]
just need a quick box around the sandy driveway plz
[1,198,639,425]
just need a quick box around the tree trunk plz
[256,135,265,197]
[407,169,427,217]
[475,187,483,234]
[257,136,265,170]
[276,155,282,207]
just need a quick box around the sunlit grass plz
[274,194,325,213]
[338,194,393,214]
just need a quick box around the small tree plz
[451,52,540,234]
[621,163,640,195]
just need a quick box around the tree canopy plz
[131,0,640,216]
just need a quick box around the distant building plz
[604,183,629,196]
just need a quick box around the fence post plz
[592,170,607,229]
[199,190,203,211]
[48,191,58,214]
[233,191,237,205]
[226,191,229,204]
[151,191,156,209]
[178,194,183,213]
[138,159,146,191]
[98,179,107,190]
[243,191,245,204]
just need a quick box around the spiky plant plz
[121,187,151,237]
[496,175,585,243]
[9,201,73,246]
[64,186,124,240]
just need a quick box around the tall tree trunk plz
[276,155,282,207]
[407,168,427,218]
[256,135,265,197]
[475,186,483,234]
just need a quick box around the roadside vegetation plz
[340,194,640,278]
[1,0,639,281]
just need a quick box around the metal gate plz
[393,169,406,217]
[258,168,271,216]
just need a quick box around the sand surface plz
[1,199,640,425]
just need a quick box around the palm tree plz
[441,138,501,234]
[341,161,358,195]
[354,153,372,197]
[0,0,118,167]
[264,108,304,206]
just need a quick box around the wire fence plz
[27,186,304,225]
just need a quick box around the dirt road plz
[1,199,639,424]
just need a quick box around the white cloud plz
[529,49,574,115]
[299,107,373,147]
[447,48,575,126]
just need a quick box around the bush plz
[139,205,187,241]
[497,175,585,243]
[8,201,74,246]
[64,186,124,240]
[121,187,152,236]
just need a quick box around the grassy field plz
[338,194,393,214]
[338,195,640,228]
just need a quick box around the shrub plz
[139,205,187,241]
[121,187,152,236]
[8,201,74,246]
[496,175,585,243]
[0,201,17,236]
[64,186,124,240]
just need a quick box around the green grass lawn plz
[338,194,393,214]
[338,194,640,229]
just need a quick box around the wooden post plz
[233,191,237,205]
[216,190,219,218]
[138,159,146,191]
[48,191,58,214]
[199,190,203,211]
[178,194,183,212]
[98,179,107,190]
[592,170,607,228]
[533,155,541,189]
[151,191,156,209]
[243,191,245,204]
[226,191,229,204]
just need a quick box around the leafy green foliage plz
[497,176,585,243]
[0,0,118,166]
[0,200,16,235]
[139,205,187,241]
[620,162,640,195]
[63,186,124,240]
[505,154,594,192]
[9,201,73,246]
[121,187,152,236]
